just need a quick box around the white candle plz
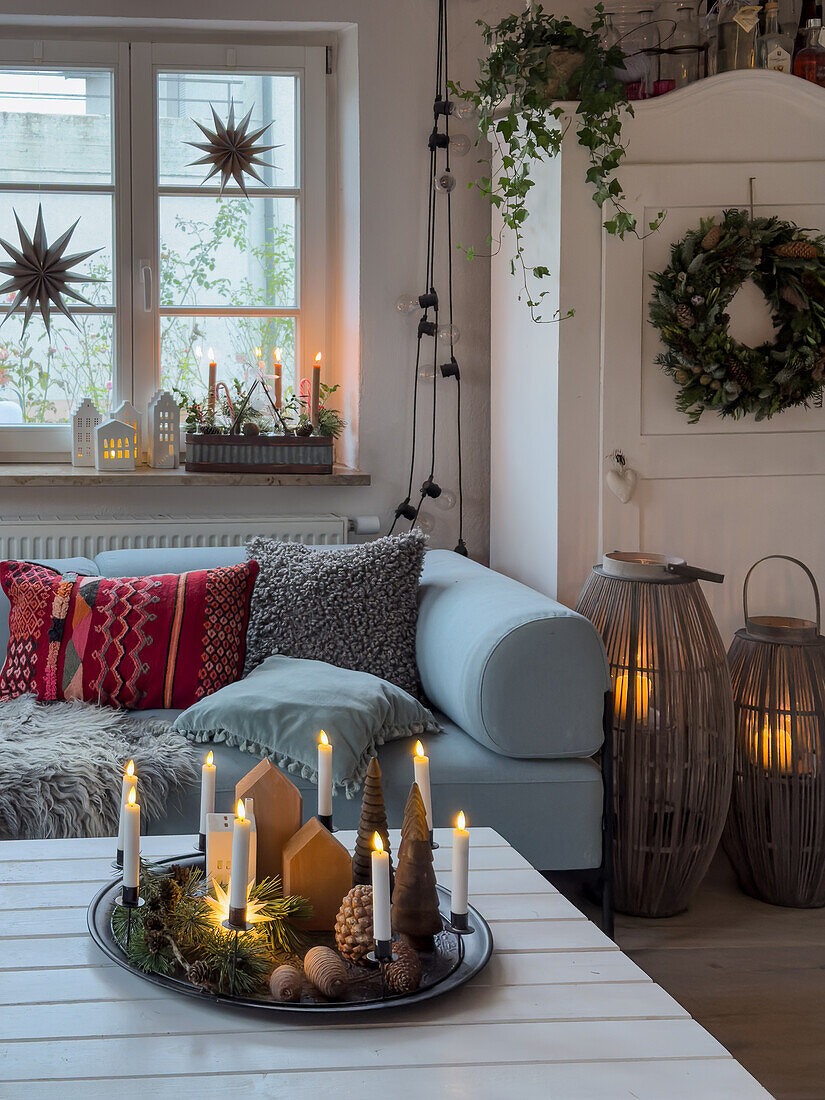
[117,760,137,854]
[317,730,333,818]
[122,786,141,893]
[414,740,433,830]
[229,799,251,917]
[371,832,392,942]
[199,750,216,834]
[451,811,470,917]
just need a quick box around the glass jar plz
[716,0,760,71]
[662,4,702,87]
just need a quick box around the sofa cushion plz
[0,560,258,710]
[173,654,439,797]
[417,551,610,759]
[244,531,426,696]
[0,556,98,669]
[95,545,247,577]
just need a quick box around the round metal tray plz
[87,853,493,1016]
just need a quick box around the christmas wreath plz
[649,209,825,423]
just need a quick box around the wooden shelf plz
[0,463,370,487]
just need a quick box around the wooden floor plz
[555,850,825,1100]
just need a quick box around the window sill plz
[0,463,370,487]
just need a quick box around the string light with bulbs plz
[390,0,467,556]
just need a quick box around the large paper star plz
[0,205,101,334]
[186,100,280,197]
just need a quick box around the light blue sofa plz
[0,546,611,887]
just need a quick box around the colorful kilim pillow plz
[0,560,259,710]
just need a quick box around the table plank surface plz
[0,828,771,1098]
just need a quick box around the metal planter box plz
[185,433,334,474]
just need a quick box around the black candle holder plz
[429,829,439,850]
[114,890,144,948]
[318,813,333,832]
[197,832,206,853]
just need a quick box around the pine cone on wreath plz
[144,910,165,932]
[727,361,751,390]
[775,241,819,260]
[385,940,422,995]
[188,959,212,986]
[781,285,807,311]
[146,928,167,955]
[169,864,190,887]
[335,884,374,965]
[676,304,695,329]
[158,878,181,910]
[701,224,722,251]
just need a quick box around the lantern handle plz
[743,555,821,633]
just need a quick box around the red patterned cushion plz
[0,560,259,710]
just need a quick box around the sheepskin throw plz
[0,695,201,840]
[245,531,427,696]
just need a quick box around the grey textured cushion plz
[245,531,426,696]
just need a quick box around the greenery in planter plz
[452,4,661,322]
[174,379,345,438]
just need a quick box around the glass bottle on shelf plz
[663,3,702,87]
[603,7,655,100]
[793,18,825,83]
[757,2,794,71]
[716,0,760,71]
[793,0,820,63]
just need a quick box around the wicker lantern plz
[577,552,734,917]
[723,556,825,908]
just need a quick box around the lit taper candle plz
[116,760,137,868]
[414,740,433,835]
[198,750,216,850]
[273,346,283,409]
[121,785,141,906]
[451,810,470,928]
[317,730,333,829]
[371,831,392,959]
[228,799,251,927]
[310,351,321,429]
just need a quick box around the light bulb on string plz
[395,294,418,315]
[434,489,457,511]
[418,366,437,380]
[417,512,435,535]
[451,100,477,121]
[433,170,456,193]
[438,323,460,345]
[450,133,471,157]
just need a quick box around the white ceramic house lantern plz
[112,400,143,465]
[94,418,137,471]
[147,390,181,468]
[71,398,102,467]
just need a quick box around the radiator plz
[0,514,349,561]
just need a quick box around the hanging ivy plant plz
[452,4,658,322]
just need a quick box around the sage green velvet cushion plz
[172,655,439,797]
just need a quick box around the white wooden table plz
[0,827,771,1099]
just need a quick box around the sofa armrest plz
[417,551,610,758]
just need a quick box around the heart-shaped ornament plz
[606,466,638,504]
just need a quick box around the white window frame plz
[0,38,327,460]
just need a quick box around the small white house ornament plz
[71,398,102,467]
[112,400,143,465]
[147,390,181,468]
[94,417,137,471]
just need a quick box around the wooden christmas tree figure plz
[352,757,393,888]
[391,781,442,949]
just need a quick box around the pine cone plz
[242,422,260,436]
[781,285,807,311]
[385,941,422,995]
[188,959,212,986]
[701,224,722,251]
[169,864,190,887]
[144,910,165,932]
[335,885,374,966]
[728,361,750,390]
[676,304,695,328]
[775,240,819,260]
[158,878,181,910]
[295,422,313,438]
[146,928,167,955]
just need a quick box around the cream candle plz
[116,760,137,867]
[228,799,251,926]
[198,750,216,848]
[121,785,141,905]
[317,730,333,826]
[310,352,321,429]
[451,810,470,925]
[371,831,392,951]
[413,740,433,832]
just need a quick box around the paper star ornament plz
[0,205,102,334]
[185,100,280,197]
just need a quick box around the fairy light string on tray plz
[391,0,467,556]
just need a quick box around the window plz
[0,39,327,458]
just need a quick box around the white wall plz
[0,0,515,558]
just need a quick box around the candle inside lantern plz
[228,799,251,925]
[117,759,137,866]
[414,740,433,831]
[273,346,283,409]
[317,730,333,822]
[371,831,392,944]
[122,785,141,903]
[451,810,470,920]
[310,351,321,430]
[613,668,652,722]
[199,750,216,844]
[749,715,793,773]
[207,348,217,417]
